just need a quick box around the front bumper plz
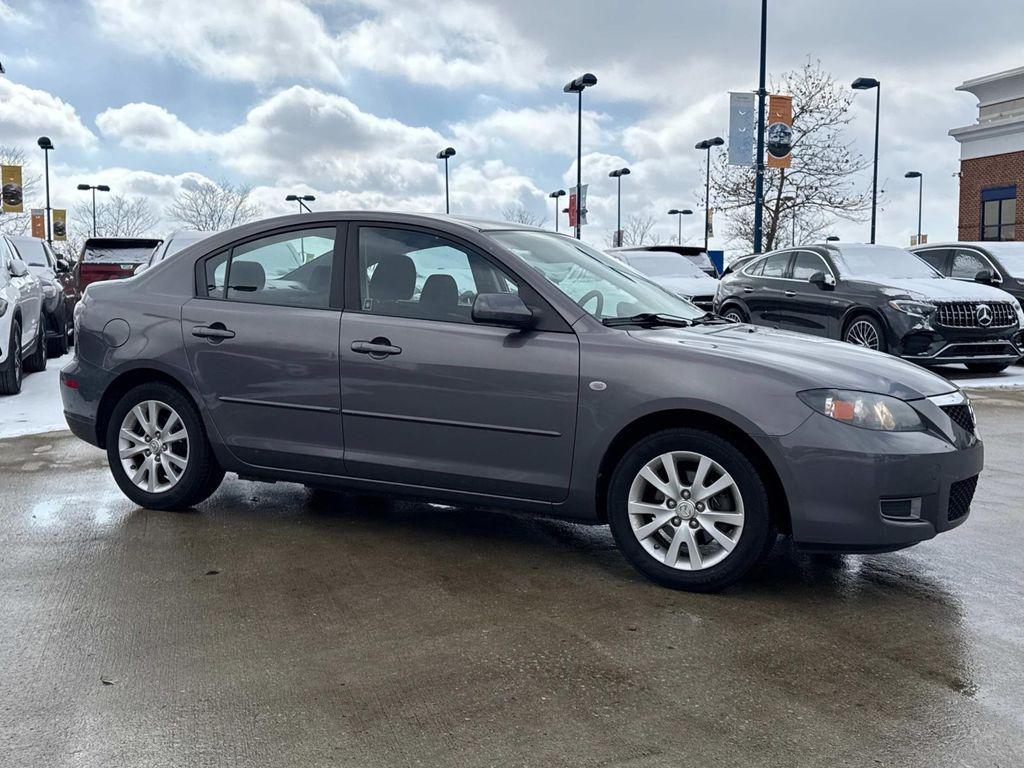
[890,314,1024,365]
[758,401,983,552]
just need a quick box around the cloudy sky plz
[1,0,1022,251]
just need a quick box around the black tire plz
[843,313,888,353]
[46,307,69,358]
[965,361,1011,374]
[721,305,748,323]
[0,320,23,395]
[105,382,225,511]
[23,316,47,373]
[607,428,775,592]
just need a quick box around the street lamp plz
[548,189,566,232]
[667,208,694,244]
[852,77,881,244]
[436,147,456,214]
[76,183,110,236]
[285,194,315,213]
[905,171,923,243]
[608,168,630,245]
[563,72,598,239]
[695,137,724,251]
[753,0,768,254]
[37,137,54,244]
[826,235,840,242]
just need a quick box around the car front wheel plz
[23,316,47,373]
[0,320,23,395]
[607,428,775,591]
[105,382,224,510]
[722,306,748,324]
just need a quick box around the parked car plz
[0,235,47,394]
[5,235,72,357]
[911,242,1024,307]
[63,213,982,591]
[722,253,759,275]
[715,243,1024,373]
[607,249,720,312]
[75,237,162,294]
[136,230,216,274]
[609,245,719,277]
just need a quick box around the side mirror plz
[809,271,836,290]
[471,293,534,328]
[56,259,70,273]
[975,269,1001,285]
[9,258,29,277]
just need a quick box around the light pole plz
[753,0,768,254]
[852,77,881,243]
[76,183,110,236]
[667,209,693,244]
[564,73,597,239]
[905,171,923,243]
[548,189,566,232]
[436,147,456,214]
[695,137,724,251]
[37,137,54,245]
[285,194,315,213]
[608,167,630,245]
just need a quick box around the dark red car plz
[76,237,162,294]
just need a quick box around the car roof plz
[608,244,708,256]
[165,229,217,240]
[911,241,1024,253]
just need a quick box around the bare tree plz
[63,195,160,257]
[500,204,547,228]
[0,145,42,236]
[607,214,661,247]
[168,179,262,231]
[709,59,873,251]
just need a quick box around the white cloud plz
[96,103,210,153]
[452,105,611,156]
[0,79,96,148]
[0,0,32,25]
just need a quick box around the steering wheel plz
[578,289,604,317]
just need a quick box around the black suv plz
[911,242,1024,308]
[714,243,1024,372]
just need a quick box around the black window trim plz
[948,245,1002,284]
[194,222,347,311]
[789,249,836,282]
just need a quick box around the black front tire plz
[607,428,775,592]
[721,305,749,323]
[46,307,69,358]
[965,361,1011,374]
[23,317,47,373]
[843,313,888,353]
[0,320,23,395]
[105,382,225,511]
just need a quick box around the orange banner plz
[766,94,793,169]
[31,209,45,238]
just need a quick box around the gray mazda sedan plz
[61,213,982,591]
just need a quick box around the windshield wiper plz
[688,312,732,326]
[601,313,694,328]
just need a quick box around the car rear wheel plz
[607,428,775,591]
[843,314,887,353]
[105,382,224,510]
[722,306,748,323]
[0,320,23,395]
[964,361,1011,374]
[23,316,47,373]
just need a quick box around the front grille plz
[935,301,1016,329]
[948,475,978,522]
[936,341,1018,359]
[941,403,976,434]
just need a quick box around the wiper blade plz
[601,313,694,328]
[688,312,731,326]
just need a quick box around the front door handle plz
[351,338,402,358]
[784,290,796,297]
[192,323,236,341]
[743,287,754,293]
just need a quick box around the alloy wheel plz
[627,451,745,571]
[845,320,880,350]
[118,400,190,493]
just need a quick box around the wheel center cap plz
[678,500,696,519]
[149,439,162,454]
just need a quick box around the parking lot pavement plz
[1,392,1022,767]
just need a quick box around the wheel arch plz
[95,367,200,449]
[840,306,889,340]
[594,409,791,534]
[718,299,749,320]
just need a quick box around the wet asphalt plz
[1,391,1023,767]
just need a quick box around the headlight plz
[797,389,924,431]
[1014,299,1024,326]
[888,300,936,317]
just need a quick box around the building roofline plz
[957,65,1024,93]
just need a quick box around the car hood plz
[656,275,720,296]
[628,323,958,400]
[863,276,1016,302]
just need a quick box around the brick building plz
[950,66,1024,241]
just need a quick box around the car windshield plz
[15,241,48,266]
[488,230,704,322]
[831,245,941,279]
[622,254,708,278]
[976,242,1024,278]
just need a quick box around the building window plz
[981,186,1016,241]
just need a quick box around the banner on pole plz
[568,184,589,227]
[1,164,24,213]
[30,209,45,238]
[766,94,793,168]
[707,208,714,239]
[52,209,67,241]
[728,92,755,166]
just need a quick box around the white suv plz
[0,235,46,395]
[6,235,71,357]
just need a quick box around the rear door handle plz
[351,338,402,358]
[784,290,796,297]
[192,323,236,340]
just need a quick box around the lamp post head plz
[77,183,90,191]
[826,235,840,242]
[695,136,724,150]
[97,185,111,192]
[549,189,566,199]
[37,136,53,150]
[668,208,695,216]
[563,73,597,93]
[851,77,880,90]
[609,167,631,178]
[904,171,922,179]
[436,147,456,160]
[285,195,299,202]
[301,194,316,201]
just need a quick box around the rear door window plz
[760,252,792,278]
